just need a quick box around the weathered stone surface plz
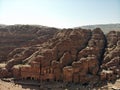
[101,31,120,81]
[21,62,40,80]
[63,66,73,82]
[12,65,21,79]
[60,52,72,67]
[0,26,120,84]
[0,68,11,78]
[100,70,116,81]
[6,47,39,70]
[0,25,58,62]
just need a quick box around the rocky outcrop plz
[0,25,58,62]
[0,25,119,85]
[101,31,120,81]
[23,28,92,82]
[12,65,21,79]
[66,28,105,84]
[0,68,12,78]
[5,47,39,70]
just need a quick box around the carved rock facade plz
[0,27,119,84]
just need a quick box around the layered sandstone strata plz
[0,25,119,85]
[0,25,58,62]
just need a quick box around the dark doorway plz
[26,77,31,80]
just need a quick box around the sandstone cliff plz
[0,25,119,85]
[0,25,58,62]
[101,31,120,81]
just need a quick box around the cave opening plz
[26,77,31,80]
[46,79,50,82]
[82,82,89,86]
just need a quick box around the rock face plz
[68,28,105,84]
[101,31,120,81]
[0,25,120,85]
[0,68,11,78]
[0,25,58,62]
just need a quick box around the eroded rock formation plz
[0,25,119,85]
[0,25,58,62]
[101,31,120,81]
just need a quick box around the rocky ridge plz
[0,25,120,85]
[0,25,58,62]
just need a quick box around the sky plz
[0,0,120,28]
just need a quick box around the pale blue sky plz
[0,0,120,28]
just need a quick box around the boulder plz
[12,65,21,79]
[0,68,12,78]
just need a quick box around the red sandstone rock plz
[0,27,119,84]
[60,52,72,67]
[100,70,116,81]
[12,65,21,79]
[0,68,11,78]
[0,25,58,62]
[101,31,120,81]
[63,66,73,82]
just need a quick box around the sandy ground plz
[104,79,120,90]
[0,79,120,90]
[0,80,28,90]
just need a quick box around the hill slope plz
[0,24,119,87]
[0,25,58,62]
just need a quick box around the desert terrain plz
[0,24,120,90]
[0,79,120,90]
